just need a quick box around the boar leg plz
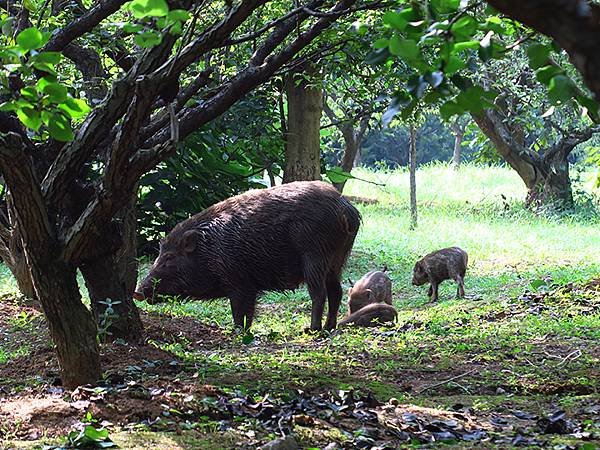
[324,272,343,330]
[430,282,439,302]
[229,292,257,330]
[456,276,465,298]
[427,285,433,298]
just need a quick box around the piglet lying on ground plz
[337,303,398,328]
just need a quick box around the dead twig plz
[417,369,477,394]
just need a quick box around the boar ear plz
[365,289,372,300]
[182,230,200,253]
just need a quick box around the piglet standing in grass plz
[412,247,468,302]
[347,266,393,313]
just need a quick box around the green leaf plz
[389,37,419,60]
[484,16,506,34]
[58,97,90,119]
[128,0,169,18]
[33,61,58,75]
[548,75,575,104]
[526,43,550,69]
[167,9,190,22]
[326,166,356,184]
[20,86,38,101]
[450,16,477,40]
[47,112,74,141]
[445,55,465,74]
[122,23,143,34]
[453,40,479,52]
[373,38,388,49]
[41,82,67,103]
[22,0,37,12]
[535,65,563,85]
[135,30,163,48]
[439,100,464,120]
[82,425,109,441]
[241,331,254,345]
[451,86,497,115]
[16,27,43,51]
[32,51,62,64]
[383,11,408,31]
[0,101,17,112]
[1,17,14,36]
[16,107,42,131]
[431,0,459,14]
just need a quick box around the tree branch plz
[485,0,600,100]
[0,133,55,255]
[544,125,600,162]
[43,0,129,52]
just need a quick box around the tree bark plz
[32,261,100,388]
[322,98,370,192]
[283,63,323,183]
[472,109,595,206]
[79,198,142,342]
[450,118,466,170]
[408,125,417,229]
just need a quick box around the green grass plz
[1,163,599,448]
[135,163,599,398]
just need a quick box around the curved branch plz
[486,0,600,99]
[44,0,129,52]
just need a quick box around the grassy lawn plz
[1,163,599,448]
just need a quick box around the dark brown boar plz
[412,247,468,302]
[135,181,361,331]
[347,266,392,314]
[337,303,397,328]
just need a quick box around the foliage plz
[97,298,122,342]
[370,2,598,123]
[0,23,90,141]
[44,424,117,449]
[137,89,283,254]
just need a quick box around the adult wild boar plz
[135,181,361,331]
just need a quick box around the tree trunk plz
[0,234,36,299]
[80,199,142,342]
[450,118,466,170]
[31,261,100,388]
[527,152,573,206]
[283,63,322,183]
[333,130,360,192]
[408,125,417,229]
[472,110,586,206]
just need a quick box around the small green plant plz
[97,299,121,342]
[43,424,117,449]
